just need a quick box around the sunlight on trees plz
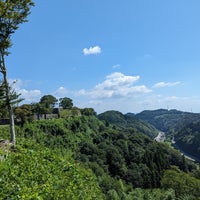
[0,0,34,146]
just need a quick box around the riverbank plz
[172,142,200,164]
[155,132,200,164]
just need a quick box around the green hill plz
[174,121,200,161]
[1,112,200,199]
[136,109,200,161]
[98,110,158,138]
[135,109,200,132]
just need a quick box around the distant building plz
[0,119,10,125]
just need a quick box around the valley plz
[1,107,200,199]
[136,109,200,162]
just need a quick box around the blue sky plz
[5,0,200,113]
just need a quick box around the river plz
[172,142,200,163]
[155,132,200,164]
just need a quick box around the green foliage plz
[14,104,33,126]
[39,95,58,117]
[0,81,7,117]
[81,108,97,116]
[0,124,10,139]
[98,110,158,138]
[0,80,23,117]
[0,0,34,53]
[0,140,103,199]
[161,167,200,199]
[192,168,200,179]
[1,0,200,198]
[19,116,105,152]
[31,102,44,119]
[59,107,81,118]
[125,188,176,200]
[59,97,73,109]
[1,113,199,199]
[0,0,34,146]
[174,121,200,160]
[136,109,200,162]
[39,95,58,108]
[136,109,200,132]
[78,128,193,192]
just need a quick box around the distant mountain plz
[135,109,200,132]
[1,110,200,198]
[135,109,200,161]
[98,110,158,138]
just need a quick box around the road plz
[155,132,200,163]
[154,131,165,142]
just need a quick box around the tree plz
[14,104,33,127]
[0,80,23,119]
[31,102,43,120]
[81,108,97,116]
[0,81,7,118]
[161,167,200,198]
[0,0,34,146]
[40,95,58,108]
[40,95,58,119]
[59,97,73,109]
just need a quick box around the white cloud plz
[19,89,42,102]
[78,89,87,96]
[83,46,101,55]
[54,86,70,97]
[153,81,181,88]
[112,64,120,69]
[8,79,42,103]
[78,72,151,99]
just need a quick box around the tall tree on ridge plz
[0,0,34,146]
[40,95,58,119]
[59,97,73,109]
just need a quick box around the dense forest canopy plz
[1,102,200,199]
[135,109,200,161]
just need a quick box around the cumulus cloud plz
[19,89,42,102]
[54,86,70,97]
[83,46,101,55]
[9,79,42,103]
[78,72,151,99]
[153,81,181,88]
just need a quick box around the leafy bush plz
[0,140,103,199]
[161,167,200,199]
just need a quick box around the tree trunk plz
[0,53,16,147]
[8,105,16,146]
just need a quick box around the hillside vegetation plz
[136,109,200,132]
[1,110,200,199]
[136,109,200,161]
[174,121,200,161]
[98,110,158,138]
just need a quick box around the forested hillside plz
[1,110,200,199]
[136,109,200,162]
[174,121,200,161]
[98,110,158,138]
[136,109,200,132]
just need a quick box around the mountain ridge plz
[134,108,200,160]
